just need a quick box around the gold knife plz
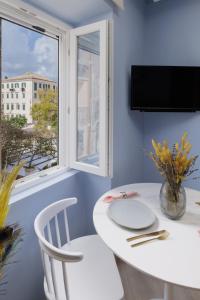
[127,229,166,242]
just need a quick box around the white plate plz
[108,199,156,229]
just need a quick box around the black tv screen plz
[131,65,200,111]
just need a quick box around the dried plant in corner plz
[0,163,24,295]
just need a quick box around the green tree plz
[8,116,27,129]
[31,89,58,134]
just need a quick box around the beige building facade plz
[1,72,57,124]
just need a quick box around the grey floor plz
[117,258,200,300]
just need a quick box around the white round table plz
[93,183,200,300]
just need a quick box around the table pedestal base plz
[150,283,173,300]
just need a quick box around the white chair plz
[34,198,124,300]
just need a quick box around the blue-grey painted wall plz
[143,0,200,190]
[112,0,145,187]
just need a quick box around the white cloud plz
[33,36,58,79]
[2,20,58,81]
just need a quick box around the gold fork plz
[127,229,166,242]
[131,230,169,248]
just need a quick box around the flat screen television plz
[131,65,200,111]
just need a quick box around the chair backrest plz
[34,198,83,300]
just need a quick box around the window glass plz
[1,19,59,179]
[77,32,100,166]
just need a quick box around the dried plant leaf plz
[0,163,24,228]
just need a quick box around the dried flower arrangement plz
[150,132,198,207]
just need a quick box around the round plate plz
[108,199,156,229]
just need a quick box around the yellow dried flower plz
[149,133,198,186]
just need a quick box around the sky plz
[2,20,58,82]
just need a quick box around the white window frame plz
[0,0,112,200]
[0,0,71,195]
[69,20,109,177]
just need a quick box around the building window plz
[22,82,26,88]
[16,93,18,99]
[6,93,9,99]
[15,83,19,88]
[39,83,42,88]
[11,103,14,110]
[2,104,4,111]
[6,104,9,110]
[2,84,4,89]
[6,83,9,88]
[34,93,37,99]
[22,104,25,111]
[34,82,37,91]
[11,93,13,98]
[16,104,20,110]
[11,83,14,88]
[48,84,50,89]
[22,93,25,98]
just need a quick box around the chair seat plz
[44,235,124,300]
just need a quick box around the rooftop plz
[2,72,56,83]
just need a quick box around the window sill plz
[10,167,79,205]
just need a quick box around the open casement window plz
[69,20,109,177]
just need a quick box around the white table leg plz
[150,282,173,300]
[163,283,173,300]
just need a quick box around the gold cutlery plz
[127,229,166,242]
[131,230,169,248]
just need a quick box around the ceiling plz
[22,0,161,27]
[22,0,113,26]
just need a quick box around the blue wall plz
[142,0,200,190]
[112,0,145,187]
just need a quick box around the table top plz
[93,183,200,290]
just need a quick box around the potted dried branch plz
[149,132,198,219]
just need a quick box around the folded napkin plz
[103,191,139,203]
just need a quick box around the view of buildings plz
[0,72,58,177]
[1,72,57,125]
[0,18,59,176]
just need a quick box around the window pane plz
[1,19,59,178]
[77,31,100,166]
